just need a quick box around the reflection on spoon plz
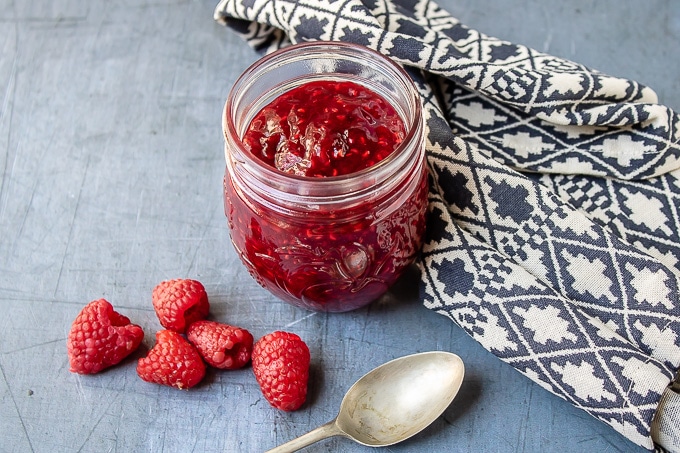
[266,351,465,452]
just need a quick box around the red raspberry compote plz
[242,80,406,177]
[222,42,427,312]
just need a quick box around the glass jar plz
[222,41,427,312]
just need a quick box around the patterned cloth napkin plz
[213,0,680,450]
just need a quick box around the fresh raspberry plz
[136,330,206,389]
[67,299,144,375]
[252,331,310,411]
[152,279,209,333]
[186,320,253,370]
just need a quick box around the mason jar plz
[222,41,427,312]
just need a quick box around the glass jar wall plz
[222,41,427,312]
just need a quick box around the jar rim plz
[223,41,423,200]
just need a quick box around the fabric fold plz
[420,173,673,448]
[214,0,680,450]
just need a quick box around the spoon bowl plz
[266,351,465,452]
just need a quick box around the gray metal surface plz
[1,1,678,452]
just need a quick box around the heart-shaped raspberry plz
[67,299,144,374]
[136,329,206,389]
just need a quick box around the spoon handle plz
[265,420,342,453]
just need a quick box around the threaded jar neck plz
[223,41,424,215]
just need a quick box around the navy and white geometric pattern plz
[214,0,680,450]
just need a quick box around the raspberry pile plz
[66,278,310,411]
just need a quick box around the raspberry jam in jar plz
[222,42,427,312]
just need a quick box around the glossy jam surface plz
[226,80,427,312]
[242,80,406,177]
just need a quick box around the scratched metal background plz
[1,1,679,452]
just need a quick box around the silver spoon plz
[266,351,465,452]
